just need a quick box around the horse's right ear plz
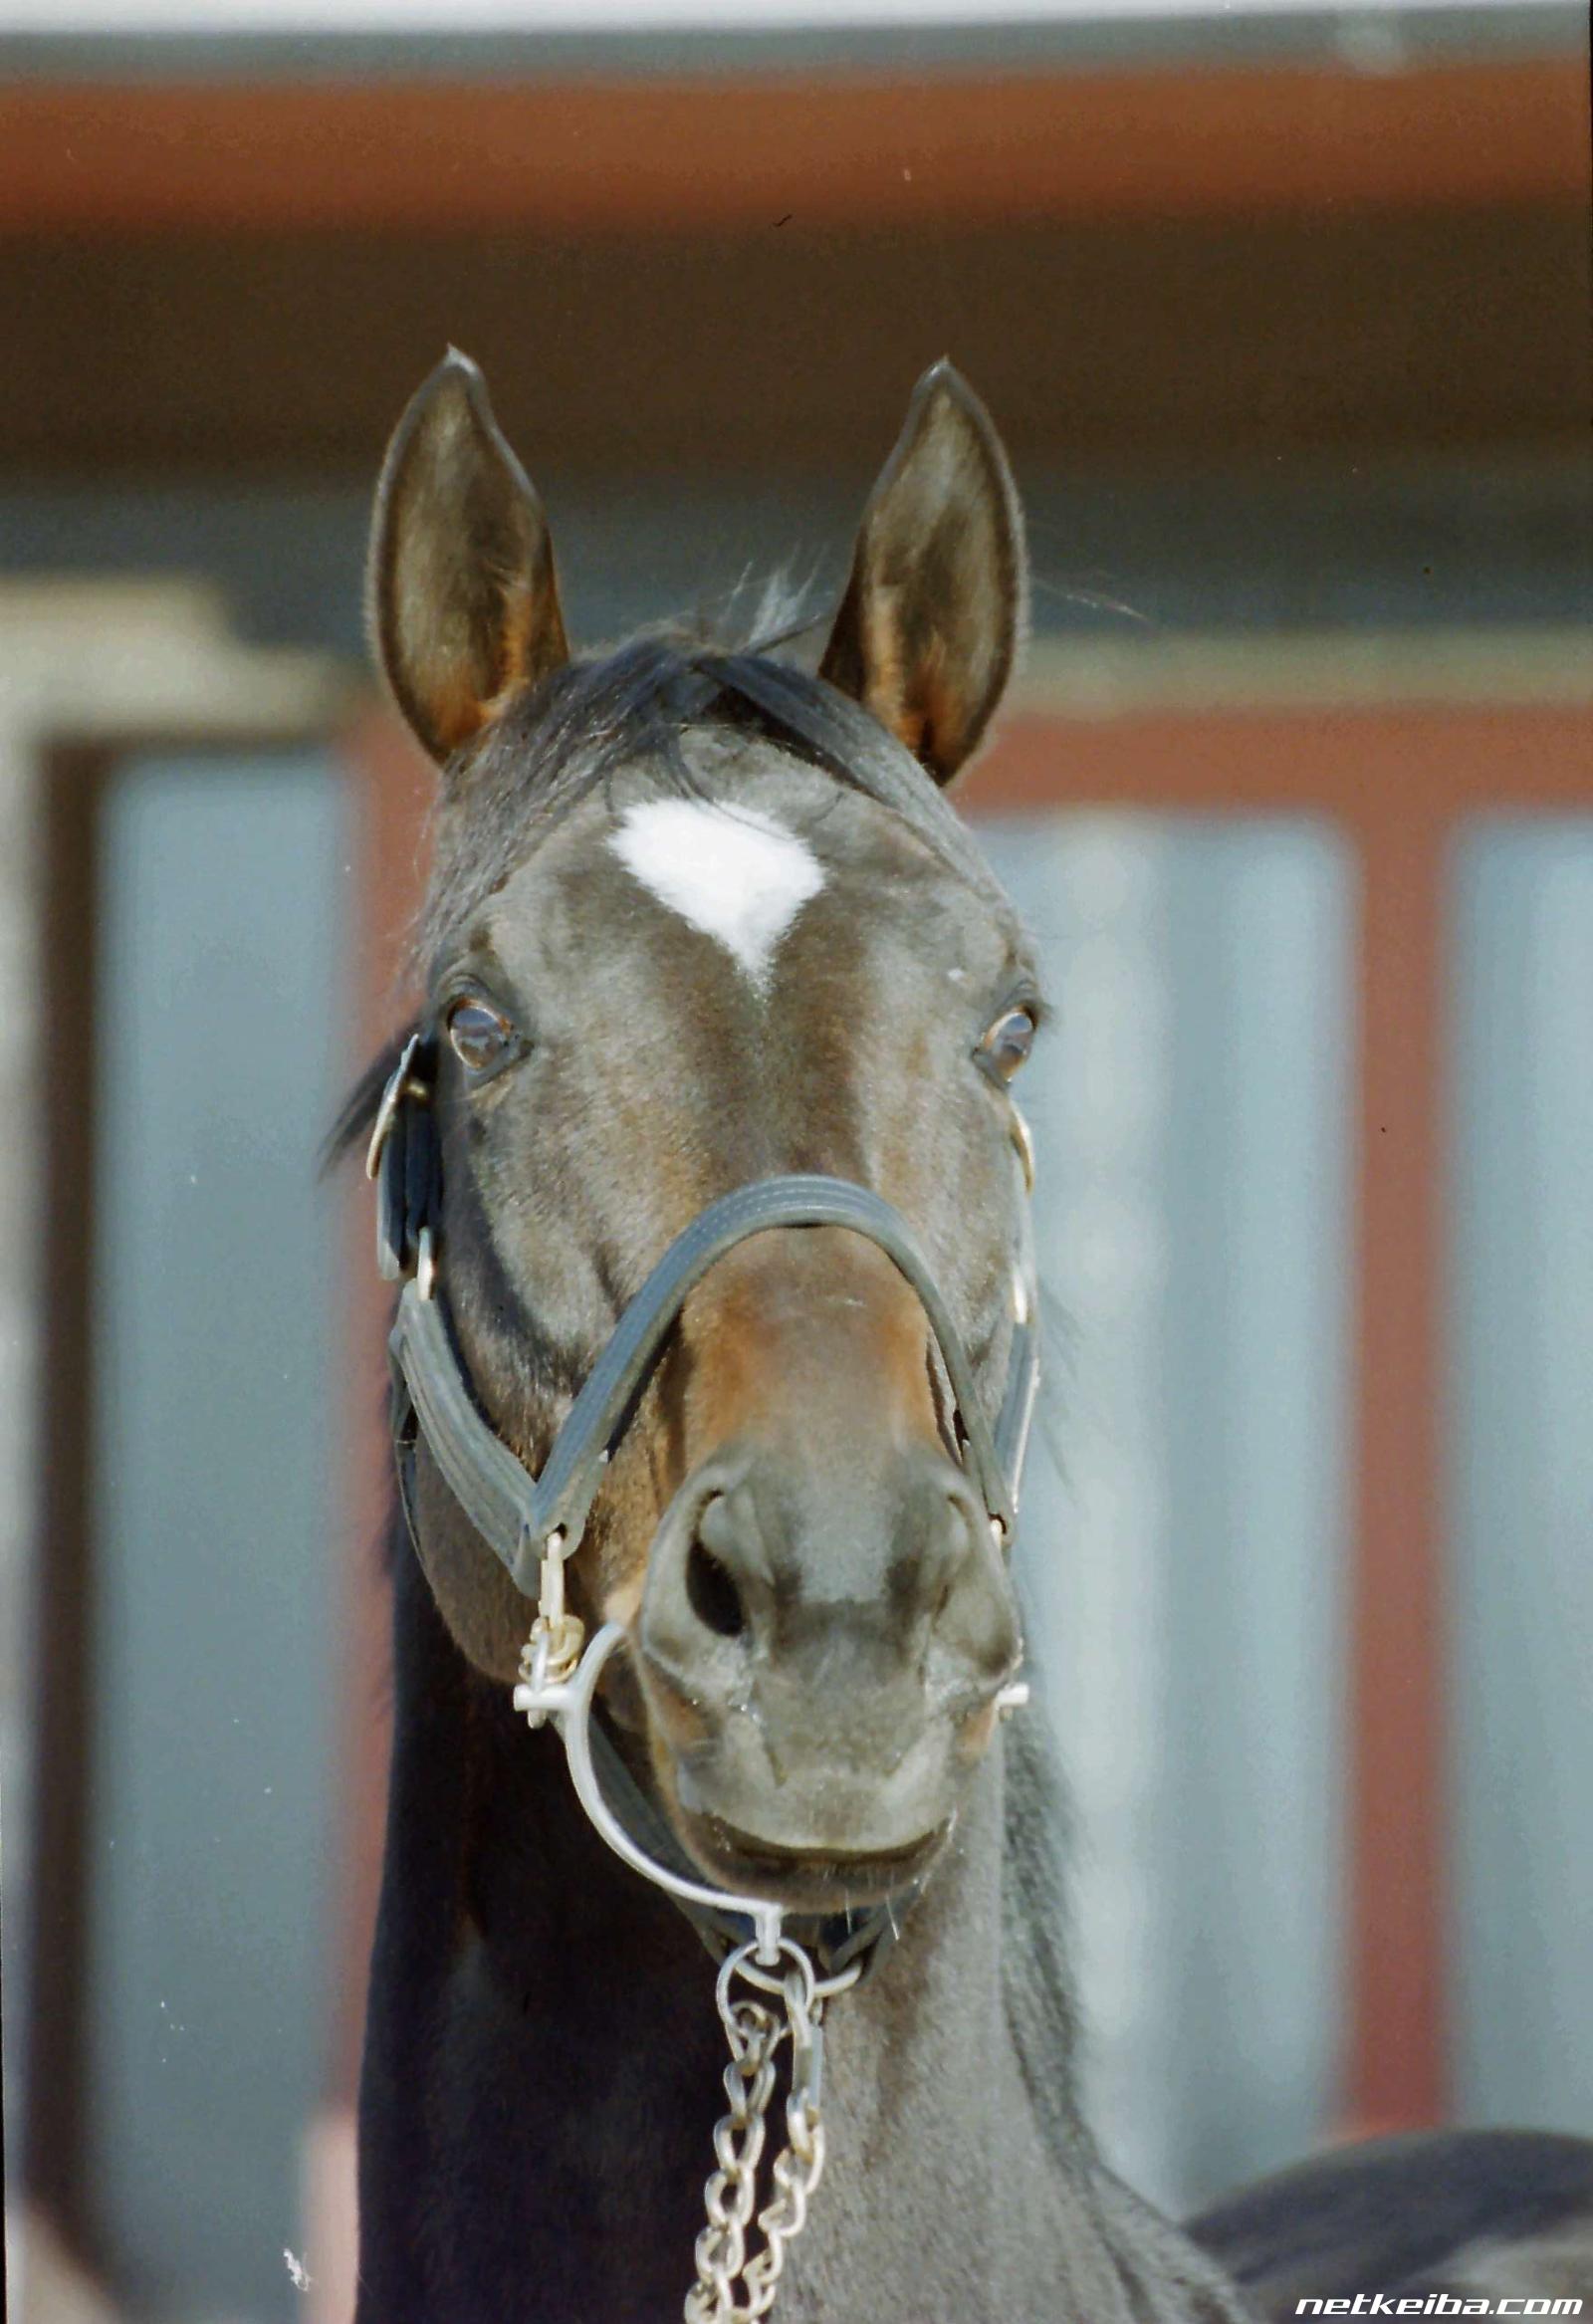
[367,350,569,769]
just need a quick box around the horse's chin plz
[670,1802,954,1913]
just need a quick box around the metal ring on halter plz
[514,1621,788,1965]
[717,1936,817,2024]
[729,1943,862,2010]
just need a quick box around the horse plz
[336,349,1593,2322]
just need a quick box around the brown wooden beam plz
[25,745,115,2244]
[1342,804,1449,2130]
[978,702,1593,817]
[324,705,430,2116]
[7,204,1584,478]
[0,58,1584,238]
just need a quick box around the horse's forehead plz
[482,763,1008,998]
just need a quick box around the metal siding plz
[1450,820,1593,2135]
[978,812,1351,2208]
[85,754,344,2318]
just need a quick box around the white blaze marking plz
[608,799,823,991]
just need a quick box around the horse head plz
[365,349,1040,1918]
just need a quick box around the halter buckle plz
[514,1527,585,1726]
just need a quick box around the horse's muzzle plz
[630,1435,1022,1896]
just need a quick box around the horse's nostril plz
[685,1520,747,1641]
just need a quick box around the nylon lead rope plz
[687,1941,839,2324]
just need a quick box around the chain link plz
[685,1946,831,2323]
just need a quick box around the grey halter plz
[368,1028,1040,1973]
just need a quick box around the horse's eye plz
[978,1006,1036,1084]
[446,997,517,1076]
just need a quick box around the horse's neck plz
[784,1736,1251,2324]
[360,1548,1249,2324]
[783,1735,1105,2320]
[360,1543,729,2320]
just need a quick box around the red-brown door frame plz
[325,709,430,2125]
[2,58,1580,235]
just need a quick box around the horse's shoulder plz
[1187,2128,1593,2318]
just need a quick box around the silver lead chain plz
[685,1942,831,2323]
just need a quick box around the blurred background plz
[1,1,1589,2317]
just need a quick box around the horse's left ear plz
[367,349,569,769]
[819,360,1024,788]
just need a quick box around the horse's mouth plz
[677,1806,953,1911]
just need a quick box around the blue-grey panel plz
[86,756,345,2321]
[1450,821,1593,2136]
[1158,821,1352,2205]
[974,813,1351,2211]
[1,6,1579,84]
